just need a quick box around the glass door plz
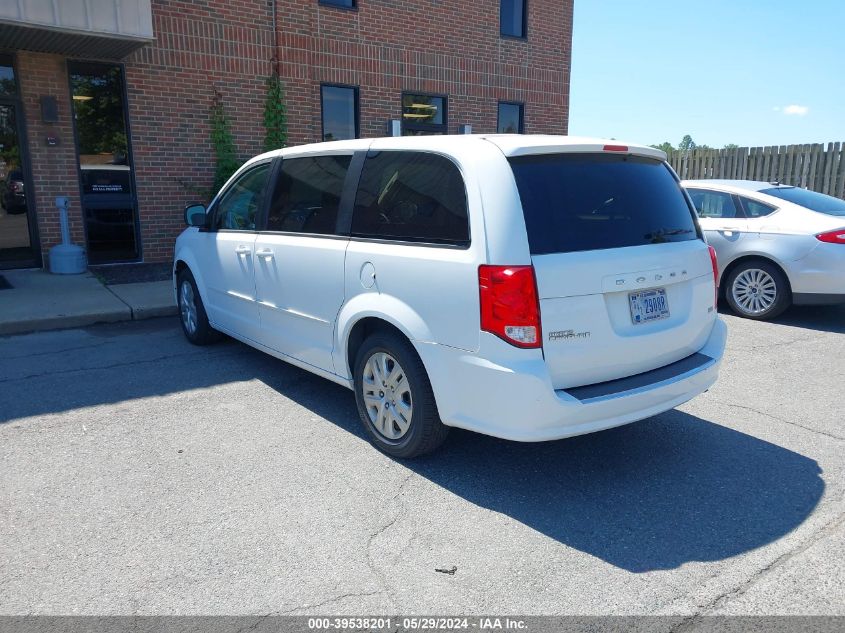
[69,62,139,263]
[0,55,38,268]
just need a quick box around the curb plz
[0,304,178,337]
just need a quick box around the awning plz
[0,0,154,60]
[0,21,152,59]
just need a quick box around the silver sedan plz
[683,180,845,320]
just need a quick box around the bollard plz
[49,196,87,274]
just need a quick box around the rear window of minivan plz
[509,153,699,255]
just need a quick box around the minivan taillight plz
[816,229,845,244]
[479,265,541,348]
[708,245,719,307]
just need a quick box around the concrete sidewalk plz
[0,269,176,336]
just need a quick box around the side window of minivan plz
[351,151,469,246]
[212,163,271,231]
[266,155,352,234]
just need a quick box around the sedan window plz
[739,197,777,218]
[687,189,741,219]
[761,187,845,217]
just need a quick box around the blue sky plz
[569,0,845,148]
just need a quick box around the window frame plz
[497,101,525,134]
[319,0,356,9]
[259,152,356,238]
[500,0,528,39]
[400,92,449,136]
[320,83,360,142]
[207,159,274,233]
[345,149,471,249]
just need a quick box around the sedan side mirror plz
[184,203,207,227]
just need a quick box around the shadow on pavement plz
[719,302,845,333]
[777,304,845,334]
[2,319,824,574]
[262,362,825,574]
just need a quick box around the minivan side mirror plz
[184,203,207,227]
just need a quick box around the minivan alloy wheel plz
[731,268,777,315]
[362,352,413,440]
[179,280,198,335]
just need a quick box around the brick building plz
[0,0,573,269]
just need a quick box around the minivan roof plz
[254,134,667,162]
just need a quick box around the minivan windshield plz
[761,187,845,217]
[509,153,700,255]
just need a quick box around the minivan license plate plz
[629,288,670,324]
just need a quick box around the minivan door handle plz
[255,248,274,260]
[235,245,251,256]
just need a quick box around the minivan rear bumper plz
[418,317,727,442]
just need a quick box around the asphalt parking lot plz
[1,307,844,616]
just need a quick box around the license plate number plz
[629,288,670,324]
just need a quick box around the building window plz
[500,0,527,38]
[321,85,358,142]
[497,102,524,133]
[69,61,140,263]
[401,94,448,136]
[0,53,17,96]
[319,0,355,8]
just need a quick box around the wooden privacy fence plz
[666,143,845,199]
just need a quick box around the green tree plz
[723,143,739,150]
[650,141,674,154]
[678,135,696,151]
[210,93,240,191]
[263,74,288,152]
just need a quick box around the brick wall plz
[276,0,573,144]
[124,0,274,262]
[16,52,86,260]
[14,0,573,264]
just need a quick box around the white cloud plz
[782,104,809,116]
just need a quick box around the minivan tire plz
[353,331,449,458]
[177,268,220,345]
[724,260,791,320]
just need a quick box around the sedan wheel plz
[731,268,777,315]
[725,261,790,320]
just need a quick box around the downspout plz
[271,0,281,77]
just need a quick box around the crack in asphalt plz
[668,509,845,630]
[231,613,273,633]
[713,399,845,441]
[1,340,114,361]
[275,590,385,615]
[0,349,241,385]
[364,470,415,609]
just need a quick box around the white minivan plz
[174,135,727,457]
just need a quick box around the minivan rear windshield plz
[508,153,700,255]
[761,187,845,217]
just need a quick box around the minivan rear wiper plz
[644,227,694,243]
